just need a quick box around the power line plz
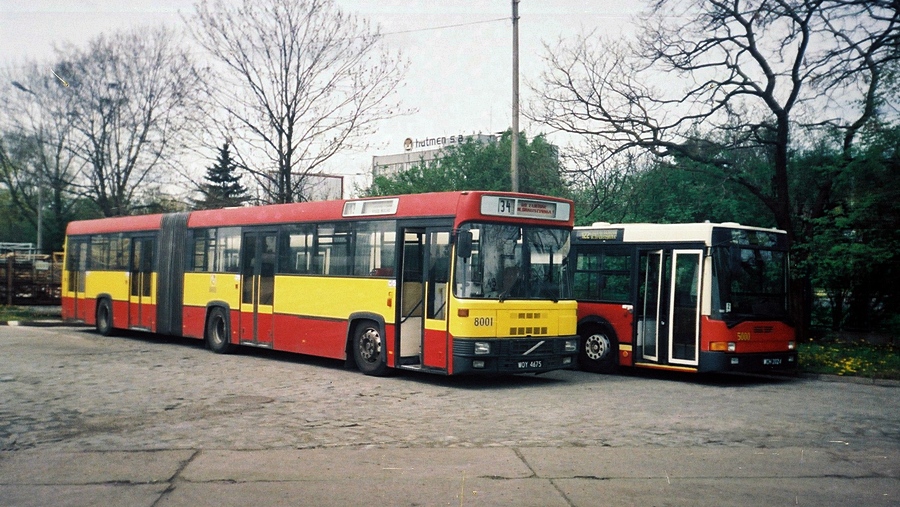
[380,17,508,37]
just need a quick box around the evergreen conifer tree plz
[194,142,249,210]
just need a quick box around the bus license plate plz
[518,360,542,369]
[763,358,782,365]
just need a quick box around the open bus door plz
[239,231,276,347]
[397,227,451,371]
[636,249,702,368]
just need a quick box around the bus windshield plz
[454,223,571,301]
[711,245,789,323]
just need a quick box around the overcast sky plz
[1,0,641,193]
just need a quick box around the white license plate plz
[518,360,542,369]
[763,358,782,365]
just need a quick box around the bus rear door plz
[129,236,155,330]
[66,238,89,321]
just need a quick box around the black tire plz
[95,299,113,336]
[578,325,619,374]
[352,320,390,376]
[206,307,237,354]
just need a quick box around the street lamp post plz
[511,0,520,192]
[10,81,43,253]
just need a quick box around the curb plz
[799,372,900,388]
[1,320,69,327]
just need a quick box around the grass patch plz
[0,305,61,322]
[798,341,900,380]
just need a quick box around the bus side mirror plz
[457,230,472,259]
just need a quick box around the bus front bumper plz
[451,336,580,375]
[700,350,799,373]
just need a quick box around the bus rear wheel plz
[353,321,389,376]
[579,326,618,374]
[206,307,236,354]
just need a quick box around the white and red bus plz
[62,191,579,375]
[570,222,797,374]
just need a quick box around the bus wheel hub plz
[585,334,610,360]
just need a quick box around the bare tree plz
[61,26,202,216]
[190,0,408,204]
[1,63,81,251]
[531,0,899,241]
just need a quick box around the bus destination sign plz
[576,229,624,242]
[480,195,570,221]
[342,198,399,217]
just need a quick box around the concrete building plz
[372,133,498,178]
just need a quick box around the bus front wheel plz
[353,321,389,376]
[206,307,236,354]
[95,299,113,336]
[579,326,618,374]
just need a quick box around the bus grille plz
[508,312,548,336]
[499,339,556,356]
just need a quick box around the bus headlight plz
[788,341,796,350]
[564,340,578,352]
[474,342,491,355]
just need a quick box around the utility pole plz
[511,0,520,192]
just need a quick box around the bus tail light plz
[710,342,736,352]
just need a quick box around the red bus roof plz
[65,191,574,235]
[188,191,573,228]
[65,213,164,236]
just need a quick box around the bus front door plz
[129,237,155,330]
[636,249,702,368]
[668,250,702,367]
[397,227,451,371]
[239,231,276,347]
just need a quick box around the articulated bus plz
[62,191,579,376]
[570,222,797,374]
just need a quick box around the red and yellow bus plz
[570,222,797,374]
[62,191,579,375]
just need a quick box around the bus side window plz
[217,227,241,273]
[279,225,314,274]
[574,252,601,300]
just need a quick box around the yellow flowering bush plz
[798,342,900,379]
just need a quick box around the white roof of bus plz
[575,222,786,243]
